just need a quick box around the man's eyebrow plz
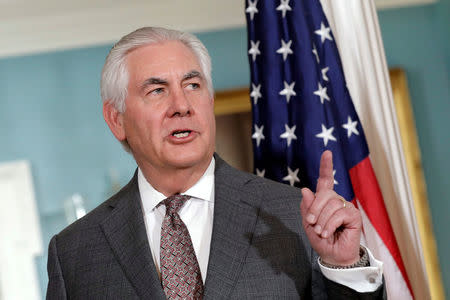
[183,70,203,81]
[140,77,168,90]
[139,71,202,91]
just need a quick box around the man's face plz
[115,41,216,173]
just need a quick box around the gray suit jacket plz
[47,156,384,299]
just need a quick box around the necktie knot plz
[163,194,190,215]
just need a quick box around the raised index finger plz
[316,150,334,192]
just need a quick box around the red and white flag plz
[246,0,419,298]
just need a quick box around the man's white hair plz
[100,27,214,152]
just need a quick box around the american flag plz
[246,0,412,297]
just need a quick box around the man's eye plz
[188,83,200,90]
[150,88,164,95]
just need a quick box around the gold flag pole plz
[390,68,445,300]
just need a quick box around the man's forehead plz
[126,41,203,80]
[127,41,198,66]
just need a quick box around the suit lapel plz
[100,173,165,299]
[203,156,262,299]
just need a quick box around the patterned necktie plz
[160,194,204,299]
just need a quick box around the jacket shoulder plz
[56,172,137,240]
[214,154,302,209]
[215,154,302,197]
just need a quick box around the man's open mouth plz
[172,130,192,138]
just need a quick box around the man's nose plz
[167,88,192,117]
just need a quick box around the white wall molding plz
[0,0,244,58]
[376,0,436,10]
[0,0,437,59]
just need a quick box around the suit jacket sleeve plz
[232,161,386,299]
[323,276,386,299]
[307,237,385,299]
[46,235,68,300]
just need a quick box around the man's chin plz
[164,151,212,170]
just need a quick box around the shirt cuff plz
[318,246,383,292]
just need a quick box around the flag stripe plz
[350,157,413,294]
[358,199,413,299]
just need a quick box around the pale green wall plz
[0,2,448,298]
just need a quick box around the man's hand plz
[300,150,362,266]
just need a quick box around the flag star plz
[246,0,259,21]
[342,116,360,138]
[276,0,292,18]
[250,83,262,105]
[279,81,296,103]
[248,40,261,61]
[252,124,265,147]
[322,67,329,81]
[256,168,265,177]
[280,124,297,146]
[333,169,338,185]
[315,22,333,43]
[312,43,320,64]
[316,124,337,146]
[283,167,300,186]
[276,39,293,61]
[313,82,330,104]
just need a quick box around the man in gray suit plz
[47,27,385,299]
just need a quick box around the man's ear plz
[103,101,126,141]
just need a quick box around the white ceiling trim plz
[0,0,245,58]
[0,0,437,59]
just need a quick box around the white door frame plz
[0,160,42,300]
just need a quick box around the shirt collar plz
[138,157,215,215]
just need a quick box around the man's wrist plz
[320,246,370,269]
[318,246,383,292]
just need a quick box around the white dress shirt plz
[138,157,383,292]
[138,159,215,283]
